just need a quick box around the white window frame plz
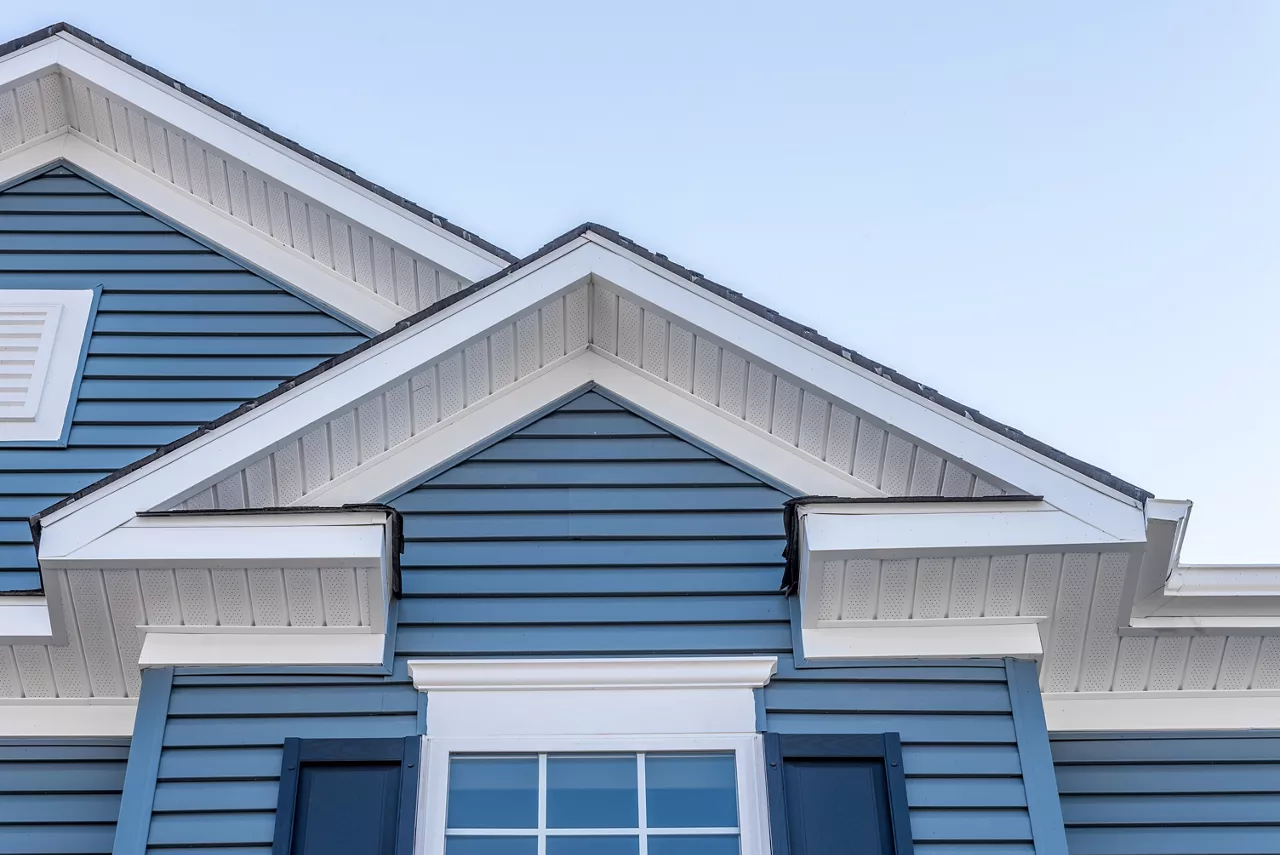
[0,288,94,442]
[421,734,771,855]
[409,656,778,855]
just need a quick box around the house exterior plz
[0,22,1273,855]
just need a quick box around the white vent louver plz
[0,290,94,442]
[0,302,61,420]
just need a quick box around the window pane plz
[546,837,640,855]
[648,835,740,855]
[646,754,738,828]
[445,838,538,855]
[546,755,638,828]
[447,757,538,829]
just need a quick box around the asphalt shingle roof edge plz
[0,22,519,265]
[30,222,1150,544]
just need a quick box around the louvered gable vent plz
[0,289,93,442]
[0,301,61,419]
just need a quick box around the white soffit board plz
[0,563,381,700]
[0,37,508,330]
[39,238,1143,561]
[0,288,93,441]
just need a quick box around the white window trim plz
[419,735,771,855]
[0,288,93,442]
[410,656,778,855]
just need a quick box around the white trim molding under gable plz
[0,287,93,442]
[0,30,510,331]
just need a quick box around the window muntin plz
[443,753,741,855]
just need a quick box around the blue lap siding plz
[0,739,129,855]
[1052,731,1280,855]
[0,164,365,592]
[137,389,1036,855]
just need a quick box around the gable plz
[0,164,366,592]
[0,27,510,330]
[389,388,794,656]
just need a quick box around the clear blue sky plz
[20,1,1280,562]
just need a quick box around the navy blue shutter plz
[764,733,913,855]
[272,737,420,855]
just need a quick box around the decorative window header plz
[0,288,94,443]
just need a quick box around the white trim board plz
[138,627,385,667]
[1044,691,1280,732]
[39,237,1146,565]
[0,596,53,643]
[0,698,136,737]
[410,655,776,739]
[802,619,1044,661]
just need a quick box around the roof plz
[0,23,518,265]
[31,221,1150,536]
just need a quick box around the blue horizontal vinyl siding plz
[0,739,129,855]
[139,389,1034,854]
[392,389,1033,855]
[0,164,365,592]
[1052,731,1280,855]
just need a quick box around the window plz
[409,657,780,855]
[0,288,94,442]
[763,734,913,855]
[444,752,742,855]
[273,737,420,855]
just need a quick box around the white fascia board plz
[309,350,876,505]
[34,34,508,279]
[37,238,594,559]
[1044,691,1280,732]
[409,656,779,692]
[802,504,1133,560]
[44,512,388,569]
[0,699,136,737]
[801,619,1044,661]
[584,234,1146,542]
[1165,564,1280,597]
[139,627,385,667]
[0,596,53,643]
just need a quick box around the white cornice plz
[1044,690,1280,732]
[409,656,779,692]
[0,698,136,737]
